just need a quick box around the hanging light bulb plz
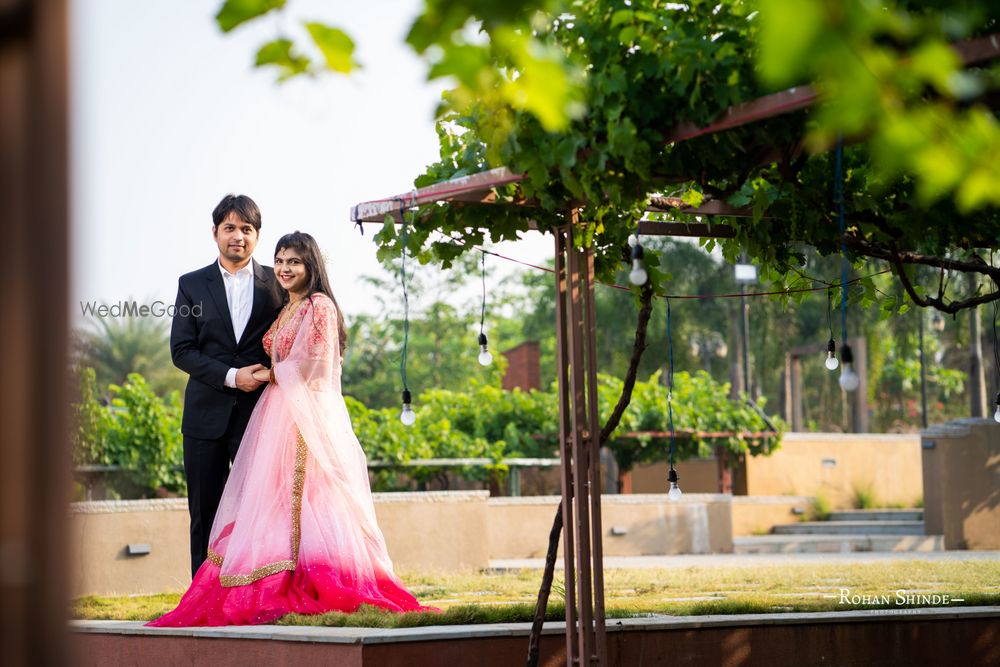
[838,344,860,392]
[629,239,648,286]
[994,392,1000,424]
[825,338,839,371]
[667,466,683,501]
[400,389,416,426]
[478,332,493,366]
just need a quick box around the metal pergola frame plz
[348,32,1000,666]
[353,181,737,665]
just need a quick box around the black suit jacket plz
[171,259,283,440]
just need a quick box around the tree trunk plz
[729,303,744,399]
[715,445,732,494]
[968,274,987,417]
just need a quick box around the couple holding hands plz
[149,194,429,626]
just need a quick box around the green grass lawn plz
[74,560,1000,628]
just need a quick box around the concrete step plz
[734,534,945,554]
[773,521,926,536]
[827,509,923,522]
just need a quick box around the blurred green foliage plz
[72,368,185,498]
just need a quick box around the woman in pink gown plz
[149,232,430,626]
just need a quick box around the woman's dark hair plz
[274,231,347,355]
[212,194,262,231]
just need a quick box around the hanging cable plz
[666,298,682,500]
[477,250,493,366]
[835,138,859,392]
[991,251,1000,422]
[836,138,849,344]
[398,196,416,425]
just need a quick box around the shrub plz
[72,368,184,498]
[852,483,879,510]
[806,494,832,522]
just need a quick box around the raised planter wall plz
[71,492,733,596]
[487,494,733,559]
[72,607,1000,667]
[70,491,491,597]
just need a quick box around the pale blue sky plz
[69,0,551,325]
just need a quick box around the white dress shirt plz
[220,260,255,388]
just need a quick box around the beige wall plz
[922,419,1000,550]
[487,494,733,558]
[730,496,812,536]
[742,433,923,509]
[70,492,492,597]
[71,492,734,596]
[629,435,923,509]
[70,500,192,597]
[630,459,719,494]
[372,491,490,571]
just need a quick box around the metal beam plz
[350,166,523,223]
[664,86,819,145]
[661,32,1000,146]
[637,221,736,238]
[646,195,755,218]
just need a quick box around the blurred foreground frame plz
[0,0,72,665]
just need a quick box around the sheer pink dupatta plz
[146,294,429,627]
[208,294,397,589]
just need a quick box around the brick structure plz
[502,341,541,391]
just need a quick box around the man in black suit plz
[170,194,283,577]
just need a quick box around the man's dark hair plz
[212,194,261,230]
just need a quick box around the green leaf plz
[611,10,633,27]
[681,189,704,208]
[215,0,285,33]
[618,26,638,44]
[756,0,824,86]
[305,22,357,74]
[727,192,752,208]
[496,30,582,132]
[254,39,311,80]
[427,44,491,87]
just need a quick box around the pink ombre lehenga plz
[149,294,429,626]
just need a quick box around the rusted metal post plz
[554,214,607,666]
[565,216,595,664]
[581,237,608,663]
[553,225,578,662]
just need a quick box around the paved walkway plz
[490,550,1000,569]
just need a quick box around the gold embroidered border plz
[219,559,295,587]
[213,430,309,588]
[290,430,307,560]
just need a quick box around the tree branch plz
[844,235,1000,279]
[863,238,1000,313]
